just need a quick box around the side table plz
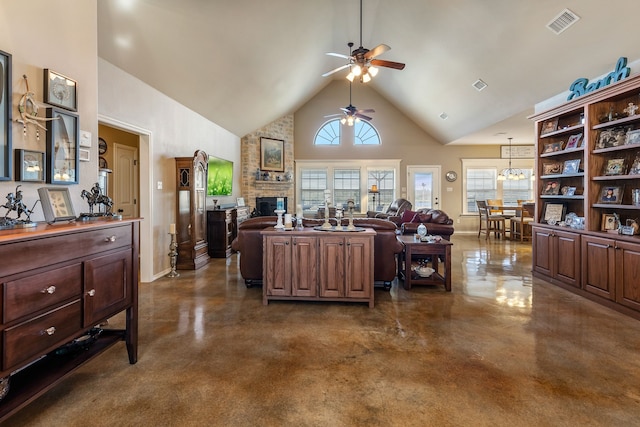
[397,235,452,291]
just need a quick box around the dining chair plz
[477,200,506,239]
[510,202,535,242]
[486,199,504,215]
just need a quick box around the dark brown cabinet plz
[207,206,250,258]
[0,219,139,421]
[175,150,209,269]
[532,226,581,288]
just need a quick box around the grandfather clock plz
[175,150,210,270]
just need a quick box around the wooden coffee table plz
[397,235,452,291]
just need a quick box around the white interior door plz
[407,166,441,210]
[113,143,139,218]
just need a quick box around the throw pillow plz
[401,210,418,223]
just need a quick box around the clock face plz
[98,138,107,154]
[446,171,457,182]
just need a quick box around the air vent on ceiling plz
[439,112,449,120]
[472,79,487,92]
[547,9,580,35]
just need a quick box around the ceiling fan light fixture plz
[352,64,362,76]
[361,72,371,83]
[341,117,347,125]
[368,65,378,77]
[346,72,355,82]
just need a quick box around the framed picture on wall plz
[260,137,284,172]
[0,49,11,181]
[15,149,45,182]
[46,107,79,184]
[43,69,77,111]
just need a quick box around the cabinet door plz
[291,236,318,297]
[554,230,581,288]
[344,235,372,299]
[84,249,133,327]
[532,226,553,276]
[264,236,292,297]
[319,236,345,298]
[582,235,615,300]
[615,240,640,311]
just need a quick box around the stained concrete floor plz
[5,235,640,426]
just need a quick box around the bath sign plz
[567,57,630,101]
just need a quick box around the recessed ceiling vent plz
[472,79,487,92]
[547,9,580,35]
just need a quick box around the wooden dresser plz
[0,219,139,421]
[261,228,375,307]
[207,206,250,258]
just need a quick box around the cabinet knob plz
[339,242,343,246]
[41,326,56,336]
[286,241,290,245]
[87,289,96,297]
[41,285,56,294]
[105,235,116,242]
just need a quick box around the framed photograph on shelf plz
[542,162,562,175]
[542,141,563,153]
[601,213,618,231]
[37,187,77,223]
[236,197,245,207]
[626,129,640,145]
[597,127,628,149]
[15,149,44,182]
[599,186,623,204]
[629,154,640,175]
[540,118,559,136]
[603,158,626,175]
[260,137,284,172]
[562,159,581,174]
[542,202,566,224]
[43,69,77,111]
[542,180,560,195]
[565,133,583,150]
[46,107,79,184]
[0,49,11,181]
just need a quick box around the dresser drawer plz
[0,224,132,277]
[3,300,82,370]
[3,264,82,323]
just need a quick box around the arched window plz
[314,119,341,145]
[354,120,381,145]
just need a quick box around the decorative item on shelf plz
[498,137,526,180]
[543,141,564,153]
[597,127,629,148]
[166,223,179,278]
[603,158,626,176]
[0,185,37,230]
[335,205,344,231]
[621,219,640,235]
[542,181,561,195]
[284,171,293,181]
[600,186,623,204]
[562,159,581,174]
[417,223,427,238]
[262,171,270,181]
[565,133,583,150]
[601,213,618,232]
[273,209,285,229]
[624,103,638,116]
[212,199,218,209]
[79,182,116,219]
[542,202,566,224]
[320,189,333,230]
[632,189,640,206]
[346,198,356,231]
[629,155,640,175]
[540,118,559,135]
[255,168,261,181]
[626,129,640,145]
[542,162,562,175]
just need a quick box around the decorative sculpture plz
[80,183,114,217]
[0,185,37,229]
[15,75,58,140]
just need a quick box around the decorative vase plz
[417,223,427,237]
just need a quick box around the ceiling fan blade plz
[370,59,406,70]
[357,108,375,114]
[322,64,350,77]
[324,113,343,118]
[326,52,351,60]
[355,113,373,121]
[364,44,390,59]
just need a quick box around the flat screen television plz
[207,155,233,196]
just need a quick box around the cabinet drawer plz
[0,224,132,277]
[3,264,82,323]
[4,300,82,370]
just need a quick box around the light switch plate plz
[80,130,92,147]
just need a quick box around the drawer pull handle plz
[87,289,96,297]
[42,326,56,336]
[105,235,117,242]
[41,285,56,294]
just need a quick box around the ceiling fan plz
[322,0,406,82]
[324,81,374,126]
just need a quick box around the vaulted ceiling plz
[97,0,640,145]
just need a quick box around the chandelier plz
[498,137,526,181]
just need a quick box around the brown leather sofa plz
[366,198,412,220]
[231,216,403,289]
[394,208,455,240]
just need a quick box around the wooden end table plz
[397,235,452,291]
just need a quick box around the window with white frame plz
[314,120,341,145]
[367,169,395,211]
[313,119,380,145]
[462,158,534,214]
[354,121,381,145]
[296,160,400,215]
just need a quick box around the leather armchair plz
[366,198,412,220]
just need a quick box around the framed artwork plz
[542,162,562,175]
[597,127,628,149]
[601,213,618,231]
[600,186,622,204]
[542,141,563,153]
[542,180,560,195]
[0,49,11,181]
[46,107,79,184]
[542,202,566,224]
[260,137,284,172]
[15,149,45,182]
[562,159,581,174]
[540,118,559,136]
[603,158,626,175]
[561,186,577,196]
[237,197,245,207]
[43,69,77,111]
[565,133,583,150]
[37,187,77,223]
[626,129,640,145]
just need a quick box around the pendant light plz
[498,138,526,181]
